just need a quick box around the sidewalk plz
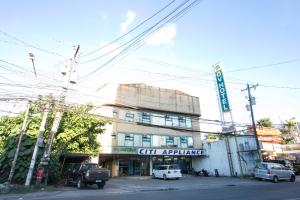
[0,175,288,200]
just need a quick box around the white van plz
[152,164,182,180]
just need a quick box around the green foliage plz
[257,118,273,127]
[281,117,298,144]
[0,100,107,184]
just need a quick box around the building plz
[248,126,283,160]
[93,83,204,177]
[193,135,259,176]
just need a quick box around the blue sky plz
[0,0,299,127]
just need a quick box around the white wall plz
[192,136,258,177]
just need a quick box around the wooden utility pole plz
[41,45,80,186]
[242,83,261,160]
[25,97,51,187]
[8,102,31,183]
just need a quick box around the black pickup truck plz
[64,163,110,189]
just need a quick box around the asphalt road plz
[3,181,300,200]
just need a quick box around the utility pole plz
[8,102,31,183]
[40,45,80,186]
[242,83,261,160]
[25,96,51,187]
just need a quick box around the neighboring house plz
[93,83,204,177]
[193,135,259,176]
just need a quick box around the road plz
[1,176,300,200]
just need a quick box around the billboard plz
[213,63,231,112]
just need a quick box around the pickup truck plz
[64,163,110,189]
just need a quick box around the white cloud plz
[145,23,177,46]
[120,10,136,33]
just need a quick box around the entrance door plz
[128,159,141,176]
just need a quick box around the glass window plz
[152,114,165,126]
[166,136,174,147]
[134,134,141,147]
[172,116,179,127]
[152,135,160,147]
[180,136,188,148]
[160,136,166,147]
[142,135,151,147]
[186,117,192,128]
[174,137,180,147]
[142,112,151,123]
[188,137,193,148]
[124,134,134,146]
[179,116,186,128]
[165,115,173,126]
[117,133,125,146]
[125,113,134,122]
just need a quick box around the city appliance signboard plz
[138,148,205,156]
[213,63,231,112]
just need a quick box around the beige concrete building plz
[94,83,204,177]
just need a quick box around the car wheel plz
[258,178,263,181]
[163,174,167,181]
[290,175,296,182]
[97,183,105,189]
[77,179,83,189]
[273,176,279,183]
[152,173,156,179]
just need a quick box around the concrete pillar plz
[149,156,153,175]
[112,157,119,177]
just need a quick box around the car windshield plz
[82,163,98,170]
[169,165,180,170]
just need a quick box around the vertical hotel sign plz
[213,63,231,112]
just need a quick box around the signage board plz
[213,63,231,112]
[138,148,205,156]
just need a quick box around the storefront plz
[99,147,205,177]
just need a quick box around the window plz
[152,135,160,147]
[179,116,186,128]
[117,133,125,146]
[124,134,134,146]
[152,114,165,126]
[142,112,151,123]
[186,117,192,128]
[134,135,141,147]
[125,113,134,122]
[166,136,174,147]
[172,116,179,127]
[180,136,188,148]
[160,136,166,147]
[165,115,173,126]
[142,135,151,147]
[188,137,193,148]
[174,137,180,147]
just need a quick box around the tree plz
[0,100,107,184]
[281,117,298,144]
[257,118,273,127]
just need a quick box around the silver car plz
[254,162,296,183]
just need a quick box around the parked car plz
[64,162,110,189]
[254,162,296,183]
[265,159,294,171]
[292,162,300,175]
[152,164,182,180]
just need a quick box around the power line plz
[0,30,65,58]
[80,0,177,58]
[79,0,201,82]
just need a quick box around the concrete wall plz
[192,135,258,176]
[114,84,200,116]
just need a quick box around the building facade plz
[94,83,204,177]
